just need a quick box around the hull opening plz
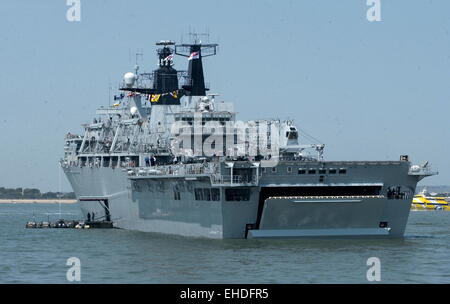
[255,186,382,229]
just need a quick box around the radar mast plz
[175,37,218,96]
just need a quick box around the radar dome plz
[410,165,421,172]
[130,106,138,115]
[124,72,136,87]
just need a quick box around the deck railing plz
[129,162,259,186]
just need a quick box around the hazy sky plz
[1,0,449,191]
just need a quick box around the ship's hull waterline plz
[63,160,420,239]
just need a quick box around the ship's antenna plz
[188,31,210,44]
[135,51,143,78]
[108,79,111,108]
[135,51,143,66]
[205,26,210,43]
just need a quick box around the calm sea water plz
[0,203,449,284]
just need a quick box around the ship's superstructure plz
[61,39,436,239]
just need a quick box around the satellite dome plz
[130,106,138,115]
[124,72,136,87]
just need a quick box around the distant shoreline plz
[0,199,77,204]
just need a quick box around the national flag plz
[170,90,178,99]
[188,51,199,60]
[164,54,173,62]
[113,103,120,107]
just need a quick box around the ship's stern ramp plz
[248,194,397,239]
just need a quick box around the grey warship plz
[61,39,436,239]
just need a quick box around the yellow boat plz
[411,188,450,211]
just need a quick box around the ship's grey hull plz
[63,160,420,239]
[60,39,434,239]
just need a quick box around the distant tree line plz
[0,187,76,199]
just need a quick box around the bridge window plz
[194,188,203,200]
[111,157,118,168]
[308,169,316,174]
[211,188,220,201]
[319,169,326,174]
[225,189,250,201]
[339,168,347,174]
[328,169,337,174]
[203,188,211,201]
[194,188,220,201]
[287,131,298,140]
[298,169,306,174]
[173,189,181,200]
